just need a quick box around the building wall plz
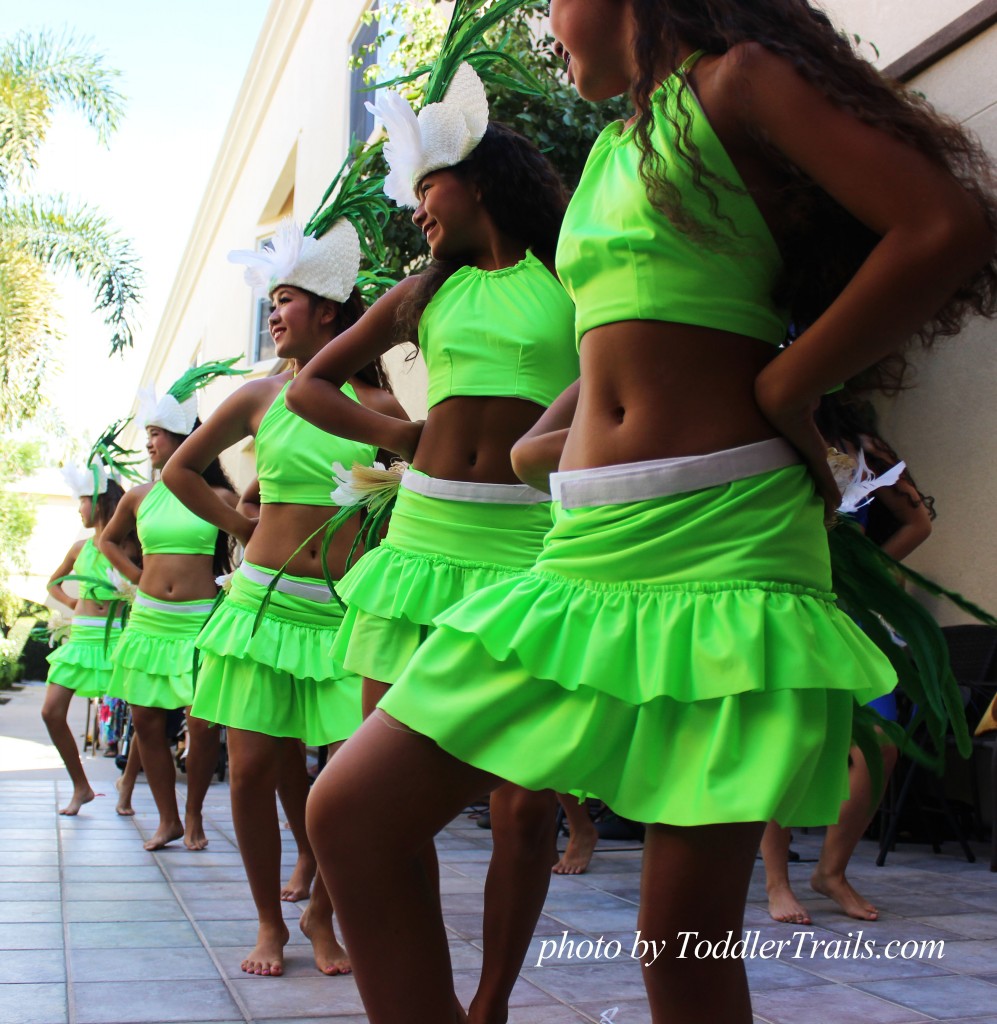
[128,0,426,495]
[821,2,997,622]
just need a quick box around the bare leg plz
[469,784,557,1024]
[300,867,353,975]
[640,821,765,1024]
[130,705,183,850]
[227,726,289,976]
[183,711,220,850]
[308,712,499,1023]
[116,732,142,815]
[277,739,316,901]
[42,684,95,815]
[760,821,811,924]
[552,794,598,875]
[811,743,899,920]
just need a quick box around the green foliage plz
[0,616,38,687]
[0,439,42,628]
[0,30,143,426]
[358,1,629,284]
[0,194,143,366]
[0,30,124,189]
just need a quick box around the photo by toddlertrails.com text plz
[535,930,946,967]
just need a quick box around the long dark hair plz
[627,0,997,387]
[305,286,393,392]
[93,479,125,530]
[166,423,238,578]
[396,121,569,345]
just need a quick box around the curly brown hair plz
[395,121,569,347]
[628,0,997,387]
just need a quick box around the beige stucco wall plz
[128,0,427,494]
[821,0,980,66]
[820,4,997,621]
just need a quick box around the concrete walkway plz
[1,679,996,1024]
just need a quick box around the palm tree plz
[0,30,143,428]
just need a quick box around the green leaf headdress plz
[61,417,144,507]
[229,141,392,306]
[367,0,546,209]
[138,358,247,437]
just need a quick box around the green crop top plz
[74,538,117,602]
[555,51,789,349]
[137,481,219,556]
[256,381,378,506]
[419,250,578,410]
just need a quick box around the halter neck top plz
[74,538,117,602]
[419,250,578,410]
[137,481,218,556]
[555,50,789,349]
[256,381,379,506]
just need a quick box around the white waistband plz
[401,469,550,505]
[550,438,801,509]
[134,594,217,615]
[239,564,333,603]
[72,616,123,629]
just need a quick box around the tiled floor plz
[2,679,997,1024]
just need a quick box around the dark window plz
[250,236,276,364]
[252,297,276,363]
[349,9,379,143]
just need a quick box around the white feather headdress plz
[367,62,489,209]
[227,218,361,303]
[62,462,108,502]
[140,359,247,436]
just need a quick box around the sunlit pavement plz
[1,679,996,1024]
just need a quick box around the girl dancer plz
[763,393,935,924]
[45,442,136,815]
[101,366,240,851]
[164,216,403,978]
[288,62,577,1022]
[302,1,996,1021]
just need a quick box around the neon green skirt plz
[381,460,897,827]
[191,564,361,745]
[46,618,124,698]
[332,473,552,683]
[106,593,214,710]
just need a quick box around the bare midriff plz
[77,597,116,618]
[245,503,364,582]
[560,320,781,472]
[413,396,546,484]
[138,554,218,602]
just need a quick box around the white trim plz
[401,469,551,505]
[551,438,801,509]
[239,563,333,603]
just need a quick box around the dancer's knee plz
[491,787,558,850]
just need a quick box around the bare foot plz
[115,777,135,816]
[143,821,184,851]
[241,922,290,976]
[184,811,209,850]
[811,869,879,921]
[59,787,95,816]
[553,820,598,875]
[766,881,812,924]
[300,904,351,975]
[280,852,316,902]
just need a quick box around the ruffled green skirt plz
[332,476,552,683]
[106,593,214,710]
[46,618,124,698]
[191,564,361,745]
[381,462,897,827]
